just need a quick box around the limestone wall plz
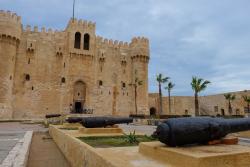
[148,90,250,116]
[0,10,150,119]
[0,10,21,118]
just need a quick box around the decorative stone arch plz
[83,33,90,50]
[74,32,81,49]
[73,80,86,113]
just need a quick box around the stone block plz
[139,141,250,167]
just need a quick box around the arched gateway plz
[73,81,86,113]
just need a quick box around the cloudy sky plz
[1,0,250,96]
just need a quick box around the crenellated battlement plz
[0,10,21,23]
[66,18,96,31]
[130,36,150,59]
[24,24,63,34]
[96,36,129,48]
[96,36,149,49]
[0,10,22,40]
[23,25,66,40]
[130,36,149,46]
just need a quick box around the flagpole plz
[73,0,75,21]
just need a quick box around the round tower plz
[0,10,22,118]
[130,37,150,115]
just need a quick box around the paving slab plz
[0,122,47,165]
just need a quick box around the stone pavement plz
[0,122,47,165]
[0,132,24,163]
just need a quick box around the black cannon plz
[67,117,83,123]
[66,116,133,128]
[45,114,61,119]
[154,117,250,147]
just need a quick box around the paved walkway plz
[0,122,47,164]
[0,132,24,163]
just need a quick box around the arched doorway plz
[150,107,156,116]
[73,81,86,113]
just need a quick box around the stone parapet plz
[0,10,22,40]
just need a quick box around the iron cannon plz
[66,116,133,128]
[45,114,61,119]
[154,117,250,147]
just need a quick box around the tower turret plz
[130,37,150,115]
[0,10,22,118]
[65,18,96,57]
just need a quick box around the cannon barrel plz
[66,117,133,128]
[66,117,83,123]
[154,117,250,147]
[45,114,61,119]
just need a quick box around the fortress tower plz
[130,37,150,114]
[0,11,22,118]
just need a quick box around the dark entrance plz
[150,107,156,116]
[221,109,225,116]
[75,102,82,113]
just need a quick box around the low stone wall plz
[49,125,117,167]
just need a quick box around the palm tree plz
[191,77,211,116]
[165,82,175,114]
[130,78,143,115]
[224,93,236,115]
[156,74,169,115]
[242,95,250,113]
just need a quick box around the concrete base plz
[78,127,123,134]
[139,141,250,167]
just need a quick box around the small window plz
[10,75,12,80]
[83,33,90,50]
[74,32,81,49]
[185,110,188,115]
[122,82,126,88]
[31,86,34,90]
[28,58,30,64]
[99,80,103,86]
[214,106,218,112]
[64,62,66,68]
[25,74,30,81]
[61,77,66,83]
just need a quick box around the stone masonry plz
[0,10,150,119]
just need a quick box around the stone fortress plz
[0,10,249,120]
[0,10,149,119]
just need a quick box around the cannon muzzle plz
[154,117,250,147]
